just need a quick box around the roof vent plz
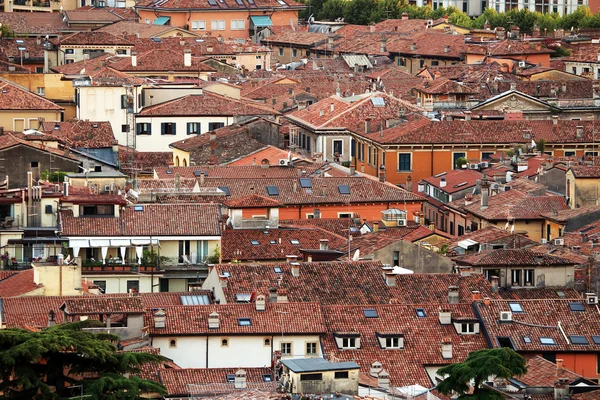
[208,311,220,329]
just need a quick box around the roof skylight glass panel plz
[570,335,589,345]
[262,374,273,382]
[540,337,556,345]
[363,309,378,318]
[338,185,350,194]
[238,318,252,326]
[222,271,231,277]
[151,37,162,42]
[235,0,243,4]
[247,0,254,4]
[218,186,231,196]
[236,294,251,303]
[569,302,585,311]
[269,240,277,244]
[371,97,385,107]
[208,0,218,5]
[250,240,260,245]
[15,39,24,44]
[290,239,300,245]
[415,308,427,318]
[134,205,144,212]
[299,178,312,188]
[509,303,524,313]
[523,336,531,344]
[592,335,600,344]
[266,185,279,196]
[556,290,566,298]
[274,267,282,273]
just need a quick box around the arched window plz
[183,158,187,166]
[175,156,180,166]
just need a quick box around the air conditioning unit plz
[554,238,564,246]
[278,159,290,166]
[480,161,490,168]
[541,238,547,244]
[469,163,480,170]
[588,295,598,305]
[397,219,406,226]
[104,185,111,193]
[500,311,512,322]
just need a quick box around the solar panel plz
[218,186,231,196]
[570,335,589,345]
[371,97,385,107]
[540,337,556,345]
[569,302,585,311]
[299,178,312,188]
[338,185,350,194]
[266,185,279,196]
[363,309,378,318]
[181,295,210,305]
[509,303,523,313]
[238,318,252,326]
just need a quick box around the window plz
[461,323,475,334]
[290,239,300,245]
[93,280,106,293]
[453,152,466,169]
[264,338,271,346]
[570,335,589,345]
[342,337,356,348]
[126,280,138,293]
[509,303,524,313]
[306,50,311,56]
[211,20,225,30]
[231,19,245,30]
[300,373,322,381]
[482,152,494,160]
[299,178,311,188]
[586,151,599,157]
[333,139,343,156]
[136,123,151,135]
[569,302,585,311]
[565,151,576,157]
[306,342,317,355]
[397,57,406,67]
[30,161,39,168]
[523,336,531,344]
[37,87,45,96]
[511,269,522,286]
[221,338,229,347]
[161,122,176,135]
[592,336,600,345]
[385,337,400,348]
[334,371,349,379]
[169,339,177,348]
[81,204,114,216]
[226,374,235,382]
[281,342,292,355]
[191,20,206,30]
[238,318,252,326]
[338,185,350,195]
[266,185,279,196]
[292,49,297,58]
[398,153,411,171]
[338,213,351,218]
[250,240,260,246]
[524,269,534,286]
[415,308,427,317]
[393,251,399,266]
[65,59,74,64]
[363,309,378,318]
[278,47,284,56]
[187,122,200,135]
[145,18,150,23]
[431,60,439,66]
[65,49,74,54]
[419,59,425,68]
[540,337,556,345]
[209,122,225,131]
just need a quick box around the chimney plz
[234,369,247,389]
[319,239,329,250]
[370,361,383,377]
[484,297,491,306]
[200,173,205,185]
[410,42,416,51]
[208,311,220,329]
[365,119,371,133]
[401,12,409,20]
[406,175,412,192]
[131,52,137,67]
[373,221,379,232]
[350,165,356,175]
[328,36,334,49]
[269,287,278,303]
[184,49,192,67]
[444,45,450,53]
[48,310,56,327]
[447,286,459,304]
[562,83,567,93]
[464,110,472,121]
[290,262,300,277]
[379,165,386,183]
[330,102,335,112]
[379,36,387,53]
[63,181,69,197]
[292,180,298,193]
[441,338,452,359]
[481,180,490,210]
[385,274,396,287]
[210,132,217,141]
[440,176,447,188]
[438,310,451,325]
[472,290,481,301]
[255,294,266,311]
[286,255,298,263]
[314,208,321,218]
[552,115,559,125]
[576,126,583,138]
[491,275,499,292]
[377,370,390,389]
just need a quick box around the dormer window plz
[80,204,114,216]
[376,332,404,349]
[460,322,477,334]
[334,333,360,349]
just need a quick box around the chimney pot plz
[447,286,459,304]
[441,338,452,359]
[290,262,300,277]
[319,239,329,250]
[131,52,137,67]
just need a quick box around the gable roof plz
[60,296,144,315]
[0,269,43,297]
[0,12,68,35]
[223,194,282,208]
[135,0,305,11]
[159,368,273,397]
[569,166,600,178]
[421,169,482,194]
[0,79,63,111]
[40,120,116,148]
[512,355,582,387]
[454,249,576,267]
[59,31,132,46]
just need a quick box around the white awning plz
[69,239,89,248]
[131,239,159,246]
[110,239,132,247]
[89,239,111,247]
[457,239,478,249]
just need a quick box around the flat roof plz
[281,358,359,373]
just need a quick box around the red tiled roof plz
[462,190,568,221]
[2,295,83,328]
[0,133,77,161]
[0,78,63,111]
[322,303,487,388]
[220,226,347,261]
[541,205,600,223]
[139,92,278,117]
[263,31,328,46]
[145,302,325,336]
[422,169,482,194]
[224,146,309,167]
[475,299,600,352]
[60,203,221,236]
[279,218,362,237]
[224,194,282,208]
[414,77,479,96]
[59,31,132,46]
[40,120,116,148]
[498,287,581,300]
[385,31,467,59]
[455,249,576,267]
[136,0,305,11]
[447,226,538,250]
[466,40,554,56]
[153,165,310,180]
[61,296,144,315]
[95,21,186,38]
[0,12,68,35]
[106,49,216,73]
[0,270,42,297]
[63,9,124,23]
[159,368,273,397]
[569,166,600,178]
[515,355,581,387]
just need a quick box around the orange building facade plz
[558,353,600,379]
[277,201,423,221]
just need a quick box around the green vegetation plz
[41,170,68,183]
[302,1,600,34]
[0,321,166,399]
[437,348,527,399]
[206,245,221,264]
[455,157,468,169]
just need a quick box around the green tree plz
[558,6,592,30]
[370,0,402,22]
[320,0,347,20]
[455,157,468,169]
[344,0,376,24]
[437,348,527,400]
[0,321,167,399]
[536,138,546,153]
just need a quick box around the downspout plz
[205,336,209,368]
[430,144,434,176]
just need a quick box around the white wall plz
[134,116,231,152]
[153,336,208,368]
[81,274,161,294]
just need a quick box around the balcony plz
[81,263,160,273]
[12,0,55,11]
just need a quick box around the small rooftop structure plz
[280,357,360,373]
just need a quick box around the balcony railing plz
[81,264,160,273]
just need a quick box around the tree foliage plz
[436,348,527,399]
[0,321,167,399]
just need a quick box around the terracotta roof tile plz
[145,302,325,336]
[59,31,131,46]
[224,146,309,167]
[60,203,221,236]
[0,12,68,35]
[498,287,581,300]
[422,169,482,194]
[447,226,539,250]
[153,165,308,180]
[455,248,576,267]
[569,166,600,178]
[475,298,600,352]
[0,78,63,111]
[40,120,116,148]
[279,218,362,237]
[515,355,581,387]
[541,205,600,223]
[159,368,273,397]
[95,21,185,38]
[0,269,42,297]
[463,191,568,221]
[136,0,305,11]
[64,9,124,23]
[224,194,282,208]
[466,40,554,56]
[264,31,328,46]
[61,296,144,315]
